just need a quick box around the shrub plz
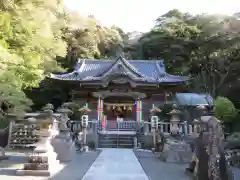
[214,96,237,122]
[0,118,9,129]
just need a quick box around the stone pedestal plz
[159,138,192,163]
[16,129,61,176]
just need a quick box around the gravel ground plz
[0,150,100,180]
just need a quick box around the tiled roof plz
[49,57,189,84]
[175,93,214,106]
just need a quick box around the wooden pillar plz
[97,97,104,121]
[136,99,142,121]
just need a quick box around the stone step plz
[99,134,134,148]
[99,143,133,148]
[24,163,49,170]
[99,139,133,142]
[99,135,134,139]
[16,169,50,176]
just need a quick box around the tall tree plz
[128,9,240,98]
[0,0,68,115]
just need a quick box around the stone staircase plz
[98,134,134,148]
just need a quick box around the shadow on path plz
[134,150,190,180]
[0,150,100,180]
[134,150,240,180]
[49,150,101,180]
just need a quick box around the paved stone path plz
[82,148,149,180]
[134,150,190,180]
[0,150,100,180]
[1,149,240,180]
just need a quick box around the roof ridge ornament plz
[156,61,166,77]
[78,59,86,73]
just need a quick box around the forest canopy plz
[0,1,240,114]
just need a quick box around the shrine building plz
[48,56,189,124]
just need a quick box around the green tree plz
[0,0,68,115]
[127,9,240,99]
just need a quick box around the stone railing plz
[67,120,196,136]
[107,120,137,131]
[157,122,194,136]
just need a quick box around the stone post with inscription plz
[79,106,91,152]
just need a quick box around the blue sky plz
[65,0,240,32]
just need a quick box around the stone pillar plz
[151,116,159,150]
[81,114,89,152]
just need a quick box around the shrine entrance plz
[104,96,136,130]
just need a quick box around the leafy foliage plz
[214,96,237,122]
[0,0,67,115]
[1,3,240,116]
[127,9,240,99]
[0,84,32,117]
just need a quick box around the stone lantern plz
[168,105,182,135]
[146,106,161,134]
[41,103,54,129]
[57,107,73,131]
[16,114,61,176]
[42,103,54,113]
[51,107,75,162]
[196,105,207,117]
[149,107,161,131]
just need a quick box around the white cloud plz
[65,0,240,32]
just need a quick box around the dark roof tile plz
[49,58,188,84]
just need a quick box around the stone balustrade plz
[68,120,196,136]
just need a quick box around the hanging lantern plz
[106,105,111,111]
[117,106,122,112]
[127,106,132,112]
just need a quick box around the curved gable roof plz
[49,57,189,84]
